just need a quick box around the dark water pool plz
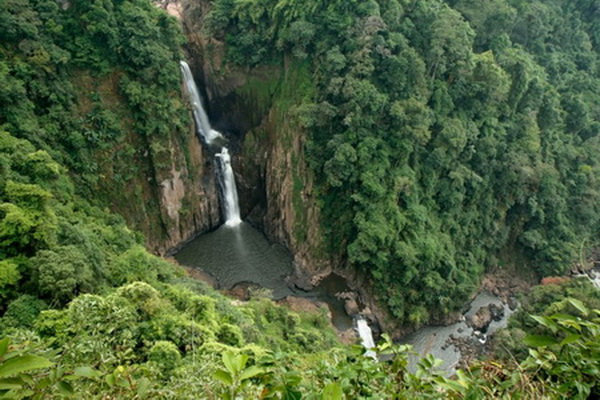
[175,222,353,330]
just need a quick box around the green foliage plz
[0,338,53,399]
[29,245,95,305]
[148,341,181,373]
[1,277,344,397]
[0,337,84,399]
[8,308,599,398]
[493,278,600,361]
[217,324,245,347]
[0,105,181,316]
[205,0,600,325]
[519,307,600,398]
[213,350,266,399]
[1,295,47,332]
[0,0,191,249]
[321,382,343,400]
[1,0,600,398]
[0,259,20,302]
[108,245,178,286]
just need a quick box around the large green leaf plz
[239,365,264,381]
[281,387,302,400]
[213,369,233,385]
[0,339,9,358]
[222,351,236,375]
[57,381,74,396]
[235,354,248,373]
[455,369,470,388]
[434,376,466,393]
[104,374,115,387]
[0,355,53,378]
[531,315,558,333]
[560,334,581,346]
[0,377,23,390]
[73,366,102,379]
[523,335,557,347]
[567,298,589,317]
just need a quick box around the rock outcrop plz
[154,133,221,254]
[72,69,221,256]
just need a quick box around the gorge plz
[177,54,518,371]
[175,0,599,366]
[1,0,600,397]
[176,58,371,340]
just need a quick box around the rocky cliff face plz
[152,127,221,254]
[74,70,221,256]
[240,100,331,282]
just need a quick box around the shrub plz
[148,340,181,372]
[29,245,94,304]
[140,315,215,351]
[115,281,163,318]
[0,258,20,303]
[217,324,244,347]
[2,295,47,329]
[108,246,177,286]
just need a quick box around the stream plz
[402,291,515,373]
[175,218,515,371]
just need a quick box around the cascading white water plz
[356,317,377,359]
[574,270,600,289]
[216,147,242,227]
[179,60,242,226]
[179,60,223,145]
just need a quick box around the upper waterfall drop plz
[216,147,242,227]
[179,60,223,145]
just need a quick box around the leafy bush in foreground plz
[2,299,599,398]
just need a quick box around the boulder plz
[344,298,360,316]
[277,296,330,317]
[489,303,505,322]
[468,306,493,332]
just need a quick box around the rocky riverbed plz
[402,290,518,373]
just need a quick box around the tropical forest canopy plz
[205,0,600,324]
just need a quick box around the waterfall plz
[216,148,242,227]
[179,60,223,145]
[179,60,241,227]
[356,317,377,359]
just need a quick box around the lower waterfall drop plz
[356,316,377,359]
[216,146,242,227]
